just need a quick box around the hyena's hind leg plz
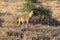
[20,21,22,25]
[18,20,23,26]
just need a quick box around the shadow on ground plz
[28,11,60,27]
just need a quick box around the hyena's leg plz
[18,20,22,26]
[26,20,29,24]
[20,21,22,25]
[26,20,31,29]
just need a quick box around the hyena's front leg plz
[26,20,31,29]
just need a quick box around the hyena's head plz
[28,11,34,18]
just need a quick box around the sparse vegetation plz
[20,2,36,12]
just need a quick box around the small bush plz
[33,6,51,15]
[20,2,36,12]
[19,0,51,15]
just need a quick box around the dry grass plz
[0,0,60,40]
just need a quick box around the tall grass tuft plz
[20,2,36,12]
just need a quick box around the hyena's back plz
[19,15,29,22]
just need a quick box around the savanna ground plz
[0,0,60,40]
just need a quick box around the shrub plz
[33,6,51,15]
[19,0,51,15]
[20,2,36,12]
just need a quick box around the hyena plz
[18,11,33,25]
